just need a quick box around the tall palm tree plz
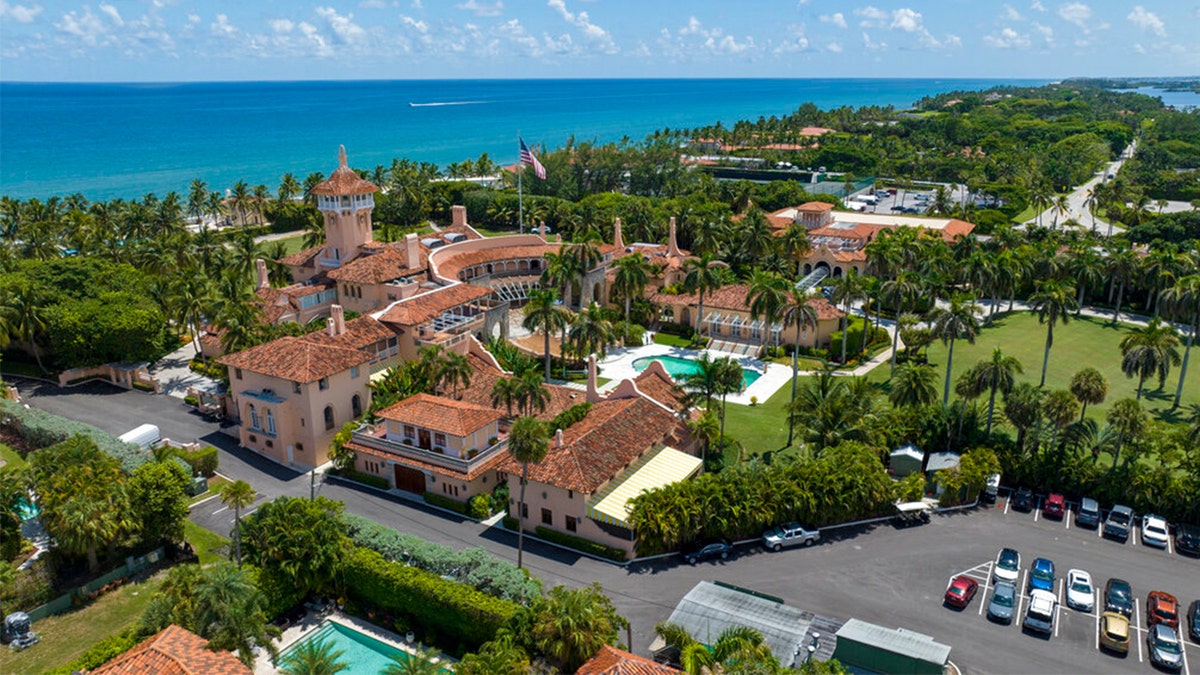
[194,564,280,667]
[279,637,348,675]
[712,357,745,458]
[490,376,521,418]
[611,253,649,326]
[1069,367,1109,421]
[218,479,255,568]
[682,253,726,339]
[928,292,982,405]
[438,351,472,399]
[170,274,215,356]
[829,269,867,364]
[1043,389,1079,454]
[507,416,549,570]
[515,369,550,417]
[681,352,724,410]
[889,363,939,408]
[747,269,788,352]
[1066,246,1105,316]
[782,289,820,446]
[1119,317,1182,400]
[569,302,616,360]
[230,180,251,227]
[1003,382,1044,454]
[1160,271,1200,409]
[278,173,302,203]
[1029,278,1077,387]
[1106,398,1146,468]
[882,271,922,378]
[8,284,47,373]
[969,347,1023,435]
[1106,248,1138,323]
[522,288,571,381]
[778,222,811,278]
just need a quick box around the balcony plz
[351,423,509,474]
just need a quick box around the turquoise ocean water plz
[0,78,1049,201]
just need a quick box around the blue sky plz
[1,0,1196,81]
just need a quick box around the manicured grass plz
[869,310,1198,423]
[722,378,810,459]
[184,520,230,566]
[265,233,310,256]
[562,373,611,387]
[188,475,232,505]
[0,442,26,470]
[652,333,697,349]
[0,573,164,674]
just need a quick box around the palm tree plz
[681,352,724,410]
[1043,389,1079,453]
[279,637,348,675]
[782,289,820,446]
[8,284,47,373]
[787,369,874,452]
[522,289,571,381]
[1160,271,1200,409]
[682,253,726,339]
[687,411,721,458]
[1050,194,1071,230]
[830,269,867,364]
[381,645,443,675]
[170,274,215,356]
[712,357,745,458]
[1029,278,1077,387]
[1003,382,1044,453]
[611,253,649,326]
[778,222,811,277]
[507,416,549,570]
[514,369,550,417]
[882,271,922,378]
[438,351,472,399]
[278,173,302,203]
[747,269,788,352]
[1119,317,1182,400]
[1106,398,1146,468]
[969,347,1023,435]
[194,563,281,667]
[1066,246,1105,316]
[54,495,121,573]
[218,479,255,568]
[230,180,251,227]
[928,292,982,405]
[490,376,521,418]
[1069,367,1109,421]
[1107,248,1138,323]
[889,363,939,408]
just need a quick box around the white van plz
[118,424,161,450]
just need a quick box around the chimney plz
[255,258,269,290]
[330,304,346,336]
[404,233,420,266]
[451,205,468,228]
[326,317,337,337]
[539,221,547,239]
[613,217,624,249]
[667,217,682,258]
[555,428,565,448]
[586,353,601,403]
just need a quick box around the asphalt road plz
[12,377,1199,674]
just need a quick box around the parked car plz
[1147,624,1185,671]
[682,539,733,566]
[1043,493,1065,519]
[1011,487,1035,512]
[1148,591,1181,630]
[1023,589,1057,635]
[1028,558,1055,593]
[994,547,1021,584]
[1076,497,1102,528]
[1105,578,1134,618]
[1176,523,1200,557]
[944,575,979,609]
[1066,569,1094,612]
[1099,612,1131,654]
[762,522,820,551]
[1141,514,1170,548]
[1104,504,1133,541]
[1188,599,1200,642]
[987,582,1017,624]
[982,473,1001,502]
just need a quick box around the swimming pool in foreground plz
[632,355,761,388]
[276,620,439,674]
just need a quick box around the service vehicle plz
[1023,589,1057,635]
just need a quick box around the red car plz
[944,575,979,609]
[1043,493,1066,519]
[1147,591,1180,630]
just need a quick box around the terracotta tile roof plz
[435,244,562,280]
[831,249,868,262]
[810,222,878,240]
[280,244,325,268]
[458,353,582,421]
[327,247,426,284]
[90,624,250,675]
[577,646,682,675]
[348,438,509,480]
[377,284,493,326]
[304,316,397,350]
[254,287,295,324]
[633,368,686,411]
[650,285,844,320]
[310,165,379,196]
[376,393,503,436]
[497,396,682,493]
[217,335,372,383]
[798,201,835,211]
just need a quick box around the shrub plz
[533,526,627,562]
[469,494,492,519]
[131,381,155,392]
[0,399,147,472]
[0,557,57,613]
[656,321,694,338]
[340,469,390,491]
[342,547,520,652]
[183,395,199,407]
[174,445,219,477]
[549,403,592,432]
[424,491,470,515]
[828,319,887,359]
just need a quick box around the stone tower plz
[309,145,379,269]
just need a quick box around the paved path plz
[149,338,219,399]
[1026,141,1136,235]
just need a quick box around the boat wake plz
[408,100,486,107]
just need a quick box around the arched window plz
[248,404,259,430]
[266,410,276,436]
[324,405,335,431]
[352,394,362,418]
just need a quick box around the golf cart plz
[892,501,933,527]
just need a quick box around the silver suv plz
[762,522,820,551]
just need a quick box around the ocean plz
[0,78,1049,201]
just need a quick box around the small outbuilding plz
[888,444,924,477]
[832,618,951,675]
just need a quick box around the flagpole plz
[517,132,524,235]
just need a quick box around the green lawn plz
[652,333,697,349]
[722,380,809,460]
[0,442,26,470]
[263,233,310,256]
[184,520,230,566]
[0,573,164,675]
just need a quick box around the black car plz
[1175,523,1200,557]
[1105,578,1134,619]
[1188,600,1200,643]
[1011,487,1035,512]
[682,539,733,566]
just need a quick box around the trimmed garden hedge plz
[342,547,519,652]
[173,446,218,477]
[423,491,470,515]
[0,399,147,472]
[339,469,390,490]
[534,526,627,562]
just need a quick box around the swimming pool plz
[17,497,39,521]
[632,355,761,388]
[276,621,439,674]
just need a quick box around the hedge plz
[173,446,219,477]
[423,491,470,515]
[533,526,627,562]
[0,399,148,472]
[340,468,390,491]
[342,513,540,603]
[43,628,141,675]
[342,547,519,652]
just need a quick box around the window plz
[352,394,362,418]
[324,405,335,431]
[318,377,329,391]
[434,432,446,447]
[265,440,273,448]
[266,410,276,436]
[350,366,360,379]
[235,368,243,380]
[521,503,528,519]
[296,442,304,451]
[404,425,416,440]
[541,508,553,525]
[248,433,257,443]
[293,381,301,394]
[248,404,260,430]
[568,490,574,499]
[300,417,305,427]
[566,516,578,532]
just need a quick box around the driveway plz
[149,338,219,400]
[1026,141,1137,235]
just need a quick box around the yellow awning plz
[587,446,703,528]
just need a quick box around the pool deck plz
[597,342,792,406]
[261,611,453,674]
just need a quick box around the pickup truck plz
[1104,504,1134,542]
[1023,589,1058,635]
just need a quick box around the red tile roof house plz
[88,624,250,675]
[577,645,682,675]
[650,284,845,352]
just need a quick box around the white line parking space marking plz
[212,506,229,515]
[1055,578,1063,637]
[1135,598,1144,662]
[1015,569,1028,622]
[1064,504,1072,530]
[1181,630,1192,675]
[1094,588,1101,650]
[1132,524,1139,547]
[1167,530,1174,555]
[1004,493,1012,515]
[1033,495,1042,522]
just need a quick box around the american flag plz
[519,137,546,180]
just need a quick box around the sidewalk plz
[150,338,220,400]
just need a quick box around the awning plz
[587,446,703,528]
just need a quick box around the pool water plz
[632,355,761,388]
[276,621,440,674]
[17,498,39,521]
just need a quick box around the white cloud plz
[547,0,618,54]
[861,31,885,50]
[1030,0,1046,10]
[358,0,386,7]
[98,3,121,25]
[57,7,109,45]
[819,12,847,29]
[411,0,422,8]
[401,15,428,33]
[456,0,502,17]
[315,6,367,45]
[210,13,238,38]
[855,6,888,27]
[0,1,43,23]
[1126,6,1165,36]
[890,7,921,32]
[186,13,199,24]
[1057,2,1091,29]
[269,18,294,33]
[659,16,758,59]
[1003,4,1023,21]
[852,6,951,49]
[774,23,809,54]
[983,27,1030,48]
[1033,21,1054,45]
[1133,43,1145,53]
[826,41,843,53]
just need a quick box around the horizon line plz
[0,75,1076,86]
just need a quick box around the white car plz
[1141,514,1170,548]
[994,547,1020,584]
[1066,569,1094,612]
[1023,589,1058,634]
